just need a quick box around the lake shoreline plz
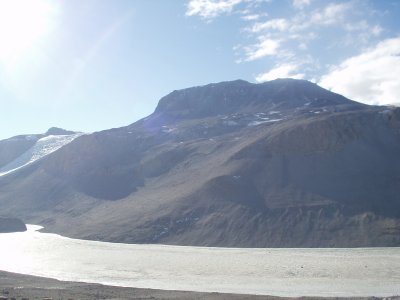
[1,227,400,297]
[1,270,395,300]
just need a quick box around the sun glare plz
[0,0,55,67]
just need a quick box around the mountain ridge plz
[0,128,82,177]
[153,78,364,122]
[0,79,399,247]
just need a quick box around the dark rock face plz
[0,79,399,247]
[45,127,77,136]
[0,217,27,233]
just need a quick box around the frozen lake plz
[0,225,399,297]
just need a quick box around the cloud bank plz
[319,38,400,106]
[186,0,243,19]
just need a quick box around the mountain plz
[0,217,26,233]
[0,128,82,177]
[0,79,399,247]
[154,79,359,120]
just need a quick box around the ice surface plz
[0,134,82,176]
[0,226,399,297]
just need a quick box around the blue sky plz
[0,0,399,139]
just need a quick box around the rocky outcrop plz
[0,217,27,233]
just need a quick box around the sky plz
[0,0,399,140]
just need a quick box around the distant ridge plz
[46,127,77,136]
[0,128,82,177]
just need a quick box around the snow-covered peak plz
[0,133,83,177]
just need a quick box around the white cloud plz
[292,0,311,10]
[372,25,383,36]
[186,0,243,19]
[310,2,350,26]
[344,21,382,40]
[241,14,260,21]
[344,20,369,32]
[319,38,400,105]
[256,63,305,82]
[284,3,352,35]
[244,38,280,61]
[299,42,307,50]
[250,18,289,32]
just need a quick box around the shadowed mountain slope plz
[0,217,26,233]
[0,79,399,247]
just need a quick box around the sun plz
[0,0,56,67]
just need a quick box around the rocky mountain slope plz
[0,79,399,247]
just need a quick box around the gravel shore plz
[1,271,398,300]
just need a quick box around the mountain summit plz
[45,127,77,136]
[0,79,399,247]
[154,79,363,120]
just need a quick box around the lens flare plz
[0,0,56,67]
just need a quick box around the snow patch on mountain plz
[0,134,82,177]
[248,119,283,126]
